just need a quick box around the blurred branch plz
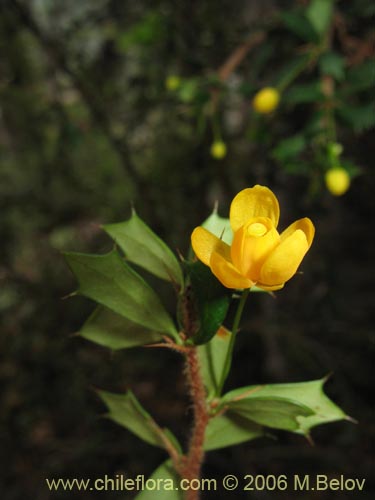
[217,31,266,81]
[209,31,266,114]
[8,0,151,208]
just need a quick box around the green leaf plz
[227,396,314,431]
[116,12,166,51]
[337,103,375,133]
[198,326,232,398]
[222,378,348,435]
[284,83,324,105]
[306,0,334,37]
[181,261,230,345]
[135,460,183,500]
[98,390,179,450]
[64,250,177,337]
[344,61,375,93]
[272,135,307,162]
[275,54,312,91]
[104,212,183,287]
[319,52,345,81]
[78,306,162,350]
[204,411,263,450]
[201,208,233,245]
[281,10,319,43]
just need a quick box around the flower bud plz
[252,87,280,114]
[210,141,227,159]
[165,75,181,91]
[325,167,350,196]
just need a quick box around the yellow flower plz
[252,87,280,114]
[325,167,350,196]
[191,185,315,291]
[210,141,227,159]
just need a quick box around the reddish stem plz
[180,346,209,500]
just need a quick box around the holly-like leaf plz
[64,250,178,337]
[181,261,230,345]
[204,411,263,450]
[98,390,180,451]
[78,306,162,350]
[104,212,183,287]
[135,460,183,500]
[222,378,348,435]
[198,326,232,398]
[227,396,314,431]
[202,208,233,245]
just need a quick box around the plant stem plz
[181,346,209,500]
[217,288,250,396]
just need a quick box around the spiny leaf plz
[227,396,314,431]
[78,306,162,350]
[198,326,232,398]
[202,208,233,245]
[135,460,183,500]
[222,378,348,436]
[98,390,180,451]
[204,411,263,450]
[64,250,178,337]
[104,212,183,287]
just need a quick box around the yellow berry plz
[325,167,350,196]
[210,141,227,159]
[165,75,181,91]
[252,87,280,114]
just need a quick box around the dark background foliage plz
[0,0,374,498]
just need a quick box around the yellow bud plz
[165,75,181,91]
[252,87,280,114]
[210,141,227,159]
[325,167,350,196]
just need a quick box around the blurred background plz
[0,0,374,498]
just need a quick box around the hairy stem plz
[181,346,209,500]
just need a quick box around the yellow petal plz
[280,217,315,248]
[229,185,280,232]
[210,251,254,289]
[231,217,280,280]
[259,229,309,286]
[256,283,284,291]
[191,227,231,266]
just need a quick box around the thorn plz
[61,291,77,300]
[213,200,219,214]
[345,415,358,424]
[176,248,185,262]
[305,433,315,446]
[130,202,136,216]
[323,372,334,382]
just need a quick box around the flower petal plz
[229,185,280,232]
[191,227,231,266]
[256,283,284,291]
[280,217,315,248]
[260,229,309,286]
[231,217,280,280]
[210,251,254,289]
